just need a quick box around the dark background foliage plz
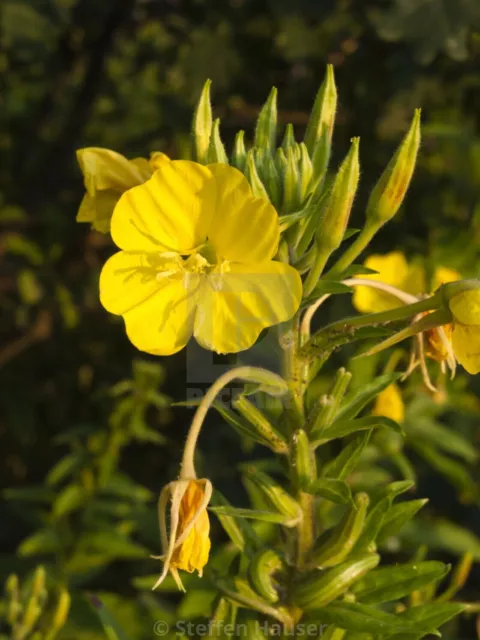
[0,0,479,638]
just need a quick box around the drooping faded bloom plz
[100,159,302,355]
[153,478,212,592]
[76,147,167,233]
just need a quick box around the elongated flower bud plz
[255,87,277,151]
[316,137,360,253]
[192,79,213,164]
[244,469,302,525]
[232,130,247,172]
[207,118,228,164]
[304,64,337,155]
[367,110,421,226]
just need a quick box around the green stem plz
[279,316,305,428]
[301,292,443,360]
[326,220,379,277]
[181,366,287,478]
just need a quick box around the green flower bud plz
[255,87,278,151]
[233,395,288,455]
[207,118,229,164]
[316,137,360,253]
[294,554,380,611]
[275,146,287,176]
[310,493,369,568]
[245,150,270,200]
[50,590,71,633]
[291,429,316,490]
[232,130,247,172]
[32,566,46,599]
[298,142,313,204]
[282,147,301,213]
[304,64,337,155]
[244,469,302,526]
[248,549,284,603]
[310,127,331,193]
[192,78,213,164]
[367,109,421,226]
[281,123,296,151]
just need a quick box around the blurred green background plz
[1,0,479,638]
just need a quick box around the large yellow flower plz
[352,251,459,313]
[76,147,167,232]
[100,160,302,355]
[449,290,480,374]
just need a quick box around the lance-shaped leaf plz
[313,415,403,446]
[351,561,450,604]
[306,602,415,635]
[308,478,353,505]
[210,490,260,553]
[322,431,372,480]
[377,499,429,543]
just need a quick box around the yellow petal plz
[452,323,480,374]
[194,261,302,353]
[372,384,405,423]
[111,161,215,253]
[76,191,119,233]
[99,251,198,355]
[207,163,280,263]
[76,147,149,193]
[431,266,461,291]
[449,290,480,325]
[352,251,424,313]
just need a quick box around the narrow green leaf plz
[334,373,402,423]
[322,431,372,480]
[309,478,352,505]
[210,490,259,552]
[307,602,414,635]
[378,499,429,543]
[209,506,294,525]
[394,602,465,636]
[314,415,403,446]
[352,561,450,604]
[406,418,477,463]
[88,595,132,640]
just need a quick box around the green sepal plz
[254,87,277,151]
[192,78,212,163]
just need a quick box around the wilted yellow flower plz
[100,160,302,355]
[449,290,480,374]
[372,383,405,423]
[76,147,168,233]
[153,478,212,591]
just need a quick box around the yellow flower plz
[449,290,480,374]
[372,383,405,423]
[76,147,168,233]
[153,478,212,591]
[100,160,302,355]
[352,251,460,314]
